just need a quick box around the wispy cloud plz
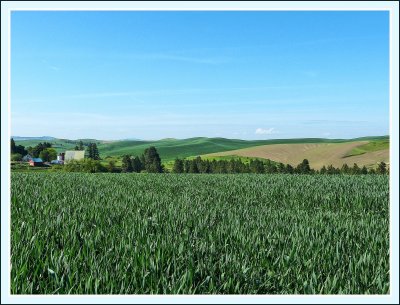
[255,127,278,135]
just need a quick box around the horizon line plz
[11,134,390,142]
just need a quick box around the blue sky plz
[11,11,389,140]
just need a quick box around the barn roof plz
[31,158,43,162]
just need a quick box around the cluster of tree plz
[64,139,99,146]
[121,146,163,173]
[172,157,303,174]
[86,143,100,160]
[320,162,388,175]
[74,140,85,151]
[10,138,27,156]
[26,142,53,158]
[172,157,389,175]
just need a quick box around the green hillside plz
[344,139,389,157]
[96,137,358,161]
[97,138,277,160]
[13,139,77,153]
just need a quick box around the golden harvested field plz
[205,141,389,169]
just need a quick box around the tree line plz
[121,146,163,173]
[171,157,388,175]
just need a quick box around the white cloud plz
[255,127,277,135]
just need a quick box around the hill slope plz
[205,140,389,169]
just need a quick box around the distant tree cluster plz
[26,142,52,158]
[74,140,85,151]
[64,139,99,146]
[121,146,163,173]
[172,157,388,175]
[86,143,100,160]
[10,138,27,156]
[320,162,387,175]
[172,157,307,174]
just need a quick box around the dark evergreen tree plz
[121,155,133,173]
[286,164,294,174]
[91,143,100,160]
[250,159,264,173]
[86,143,100,160]
[296,159,311,174]
[351,163,360,175]
[341,164,350,174]
[326,165,336,175]
[377,162,387,174]
[132,156,143,173]
[320,165,327,174]
[86,143,93,158]
[143,146,162,173]
[78,140,84,150]
[361,166,368,175]
[173,158,184,173]
[11,138,16,154]
[183,159,191,173]
[189,160,199,173]
[74,145,79,150]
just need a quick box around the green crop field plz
[11,173,389,294]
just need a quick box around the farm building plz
[50,160,63,165]
[64,150,85,164]
[29,158,43,167]
[22,154,32,162]
[57,153,65,161]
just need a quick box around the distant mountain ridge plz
[11,135,389,143]
[11,136,56,141]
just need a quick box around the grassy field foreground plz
[11,173,389,294]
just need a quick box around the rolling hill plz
[13,136,389,167]
[205,139,389,169]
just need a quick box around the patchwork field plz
[11,173,389,294]
[205,141,389,169]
